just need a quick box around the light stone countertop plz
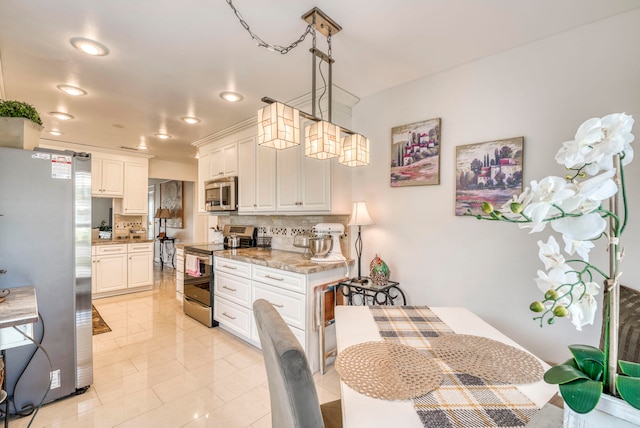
[92,238,154,246]
[213,248,353,275]
[0,286,38,329]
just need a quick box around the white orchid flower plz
[551,212,607,241]
[500,187,533,220]
[559,169,617,215]
[568,294,598,331]
[538,236,565,270]
[562,234,595,262]
[534,268,569,294]
[519,177,576,233]
[555,117,603,169]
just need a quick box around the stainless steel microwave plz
[204,176,237,212]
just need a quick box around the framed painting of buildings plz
[455,137,524,216]
[160,180,184,228]
[390,118,441,187]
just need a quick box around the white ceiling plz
[1,0,639,164]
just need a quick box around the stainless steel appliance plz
[183,225,257,327]
[222,224,257,249]
[183,244,222,328]
[204,176,237,212]
[0,147,93,413]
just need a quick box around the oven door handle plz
[186,254,213,265]
[184,296,209,308]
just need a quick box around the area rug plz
[92,305,111,335]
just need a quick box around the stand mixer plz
[310,223,346,262]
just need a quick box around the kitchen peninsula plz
[213,248,352,373]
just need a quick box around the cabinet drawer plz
[252,265,306,294]
[96,244,126,255]
[215,271,251,307]
[176,254,184,273]
[214,298,251,339]
[128,242,153,253]
[215,257,251,278]
[253,282,305,330]
[176,271,184,282]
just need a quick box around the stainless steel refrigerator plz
[0,146,93,415]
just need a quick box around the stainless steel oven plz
[205,176,237,212]
[183,244,222,327]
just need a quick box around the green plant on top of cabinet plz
[91,157,124,197]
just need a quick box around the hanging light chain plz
[225,0,312,54]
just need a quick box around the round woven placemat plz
[335,341,443,400]
[429,334,544,384]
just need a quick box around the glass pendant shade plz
[305,120,341,159]
[339,133,370,167]
[257,102,300,149]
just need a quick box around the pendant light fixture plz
[226,1,370,166]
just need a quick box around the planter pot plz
[0,117,43,150]
[564,393,640,427]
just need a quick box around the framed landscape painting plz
[390,118,441,187]
[455,137,524,216]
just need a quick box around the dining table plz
[334,305,560,428]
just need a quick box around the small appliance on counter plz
[310,223,346,262]
[129,229,146,240]
[222,224,257,249]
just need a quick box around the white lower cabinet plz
[213,255,344,373]
[127,242,153,288]
[93,242,154,298]
[176,247,184,301]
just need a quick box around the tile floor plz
[9,264,341,427]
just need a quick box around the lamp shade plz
[339,133,370,167]
[347,201,374,226]
[257,102,300,149]
[305,120,341,159]
[156,208,171,219]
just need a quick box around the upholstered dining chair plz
[253,299,343,428]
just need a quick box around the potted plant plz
[471,113,640,425]
[0,99,44,150]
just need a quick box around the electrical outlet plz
[50,369,61,389]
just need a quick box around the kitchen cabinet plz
[213,253,344,373]
[92,242,154,298]
[237,136,276,213]
[94,245,127,293]
[127,242,153,288]
[175,246,184,301]
[197,152,210,213]
[91,158,124,197]
[210,142,238,178]
[119,162,148,214]
[276,143,330,212]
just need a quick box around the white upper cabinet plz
[276,143,330,212]
[197,152,210,213]
[119,162,148,214]
[210,142,238,178]
[91,158,124,197]
[238,137,276,213]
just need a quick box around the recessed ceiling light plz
[181,116,201,124]
[155,133,171,140]
[49,130,64,136]
[70,37,109,56]
[220,91,243,102]
[50,112,74,120]
[57,84,87,96]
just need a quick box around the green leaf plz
[616,376,640,410]
[544,363,591,384]
[568,344,604,367]
[559,379,603,414]
[619,360,640,378]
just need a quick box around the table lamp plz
[154,207,171,238]
[347,201,374,283]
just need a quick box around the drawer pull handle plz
[223,265,237,270]
[265,274,284,281]
[269,302,284,308]
[222,285,237,292]
[222,312,236,320]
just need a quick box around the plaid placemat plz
[369,306,540,427]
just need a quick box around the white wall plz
[350,9,640,363]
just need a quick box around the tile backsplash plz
[113,214,146,240]
[218,215,351,257]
